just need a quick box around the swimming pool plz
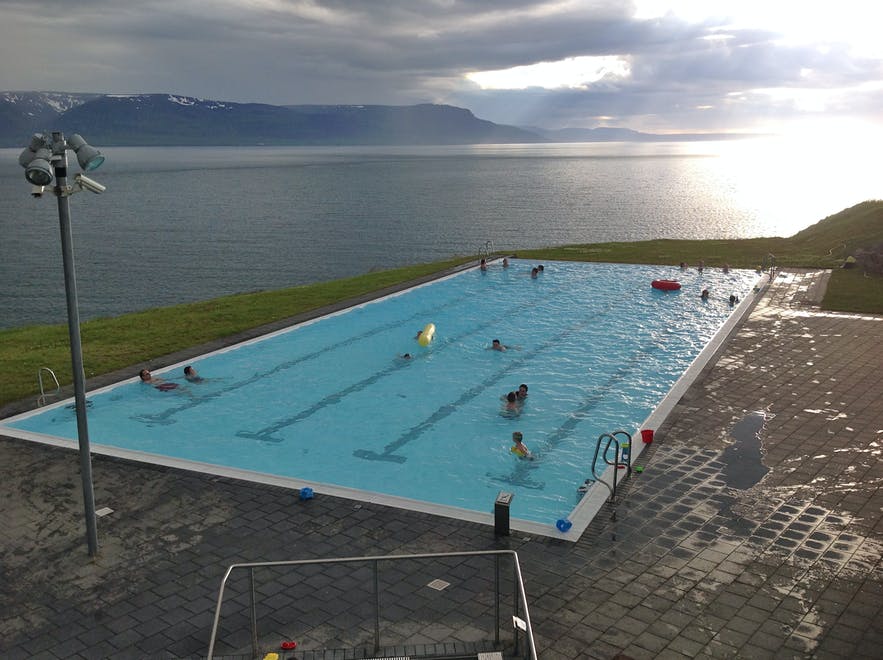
[2,260,758,538]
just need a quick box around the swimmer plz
[139,369,162,384]
[537,265,544,272]
[490,338,508,351]
[530,267,539,278]
[701,289,710,300]
[516,383,528,400]
[729,294,739,306]
[401,353,412,360]
[183,365,204,382]
[502,257,509,268]
[510,431,533,459]
[501,391,522,417]
[723,263,730,274]
[480,258,488,271]
[139,368,178,390]
[415,329,423,340]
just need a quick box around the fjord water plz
[1,138,878,329]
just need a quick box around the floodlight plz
[25,148,54,186]
[18,147,36,168]
[67,133,105,172]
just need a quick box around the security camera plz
[75,173,106,194]
[31,184,45,198]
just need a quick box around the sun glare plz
[633,1,883,57]
[466,55,630,90]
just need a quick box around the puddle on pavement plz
[720,411,770,489]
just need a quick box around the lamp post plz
[19,132,106,557]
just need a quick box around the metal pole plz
[373,559,381,653]
[52,134,99,557]
[494,555,500,645]
[249,567,258,658]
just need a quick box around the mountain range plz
[1,91,740,147]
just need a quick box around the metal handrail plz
[37,366,61,406]
[591,430,633,514]
[206,549,537,660]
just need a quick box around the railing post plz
[249,567,258,659]
[373,559,381,653]
[494,555,501,645]
[512,561,520,656]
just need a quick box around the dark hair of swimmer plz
[507,391,517,402]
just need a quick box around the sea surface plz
[1,138,879,329]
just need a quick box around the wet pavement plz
[1,268,881,659]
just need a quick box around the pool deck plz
[2,268,882,659]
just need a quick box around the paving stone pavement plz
[1,269,881,659]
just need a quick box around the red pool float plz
[651,279,682,291]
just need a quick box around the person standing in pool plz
[516,384,528,400]
[501,391,522,417]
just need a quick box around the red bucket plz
[640,429,654,444]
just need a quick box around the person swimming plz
[510,431,533,459]
[490,338,508,351]
[139,369,178,390]
[183,365,204,382]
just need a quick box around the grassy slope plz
[2,201,881,408]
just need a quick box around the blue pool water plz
[3,260,756,527]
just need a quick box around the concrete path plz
[1,269,881,659]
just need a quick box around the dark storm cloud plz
[1,0,880,131]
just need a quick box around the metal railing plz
[478,240,494,259]
[36,366,61,406]
[207,550,537,660]
[591,430,633,519]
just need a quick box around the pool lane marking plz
[131,281,491,427]
[232,278,573,443]
[354,298,620,464]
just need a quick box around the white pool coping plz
[1,268,767,542]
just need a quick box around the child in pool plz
[510,431,533,459]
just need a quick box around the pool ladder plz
[589,430,633,520]
[37,367,61,407]
[478,239,494,260]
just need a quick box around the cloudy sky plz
[3,0,881,133]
